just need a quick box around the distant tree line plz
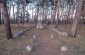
[0,0,85,39]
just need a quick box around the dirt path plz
[31,36,61,55]
[24,28,64,55]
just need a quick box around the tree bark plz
[0,8,1,24]
[45,0,49,23]
[16,1,20,24]
[67,5,71,23]
[13,4,15,23]
[53,0,57,24]
[32,7,33,23]
[55,0,60,28]
[22,0,26,24]
[1,0,13,39]
[70,0,83,37]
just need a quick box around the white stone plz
[61,46,68,51]
[39,25,43,29]
[61,32,68,36]
[22,36,26,38]
[36,25,39,29]
[33,35,36,39]
[14,32,20,37]
[51,29,68,37]
[19,31,23,34]
[51,35,54,39]
[26,45,33,52]
[36,23,43,29]
[14,28,29,37]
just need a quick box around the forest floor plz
[0,24,85,55]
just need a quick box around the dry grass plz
[57,24,85,55]
[0,24,33,55]
[0,24,85,55]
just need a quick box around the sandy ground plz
[23,28,69,55]
[0,24,85,55]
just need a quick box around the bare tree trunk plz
[26,11,29,23]
[32,7,33,23]
[67,5,71,23]
[13,4,15,23]
[0,8,1,24]
[53,0,57,24]
[55,0,60,28]
[36,0,40,24]
[70,0,83,37]
[8,3,11,19]
[1,0,13,40]
[16,1,20,24]
[22,0,26,24]
[42,5,45,24]
[45,0,49,23]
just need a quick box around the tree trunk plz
[1,0,13,40]
[16,1,20,24]
[8,3,11,19]
[22,0,26,24]
[13,4,15,23]
[55,0,60,28]
[45,0,49,23]
[70,0,83,37]
[32,7,33,23]
[0,8,1,24]
[42,5,45,24]
[36,0,40,23]
[67,5,71,23]
[53,0,57,24]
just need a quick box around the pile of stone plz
[14,28,30,37]
[36,23,43,29]
[49,25,55,29]
[26,45,33,52]
[61,46,68,52]
[49,28,68,37]
[33,35,37,39]
[51,35,54,39]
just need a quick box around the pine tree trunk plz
[23,0,26,24]
[32,7,33,23]
[50,5,53,24]
[70,0,83,37]
[1,0,13,39]
[55,0,60,28]
[0,8,1,24]
[45,0,49,23]
[53,0,57,24]
[13,4,15,23]
[16,1,20,24]
[36,0,40,23]
[67,5,71,23]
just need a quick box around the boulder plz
[61,46,68,52]
[22,36,26,38]
[51,35,54,39]
[26,45,33,52]
[36,23,43,29]
[33,35,36,39]
[14,32,20,37]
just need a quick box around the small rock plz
[14,32,20,37]
[36,23,43,29]
[51,35,54,39]
[33,35,36,39]
[26,45,33,52]
[61,46,68,51]
[61,32,68,37]
[22,36,26,38]
[19,31,23,34]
